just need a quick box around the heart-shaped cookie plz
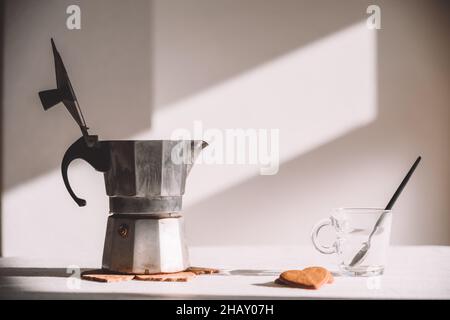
[278,266,332,289]
[303,266,334,284]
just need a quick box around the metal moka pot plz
[39,39,208,274]
[63,139,207,274]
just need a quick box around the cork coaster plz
[81,266,218,283]
[135,271,196,282]
[186,266,220,275]
[81,269,135,283]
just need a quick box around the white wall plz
[1,0,449,261]
[151,0,450,247]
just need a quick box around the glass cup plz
[311,208,392,276]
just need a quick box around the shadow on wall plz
[1,0,381,259]
[152,0,369,110]
[0,0,4,256]
[2,0,152,191]
[183,0,450,246]
[3,0,368,245]
[0,0,381,190]
[1,0,449,259]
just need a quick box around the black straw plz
[385,156,422,210]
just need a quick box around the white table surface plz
[1,246,449,299]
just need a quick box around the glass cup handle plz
[311,218,337,254]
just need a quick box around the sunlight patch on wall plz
[2,21,376,257]
[134,21,377,206]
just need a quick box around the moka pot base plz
[102,213,189,274]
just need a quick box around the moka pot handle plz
[61,137,110,206]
